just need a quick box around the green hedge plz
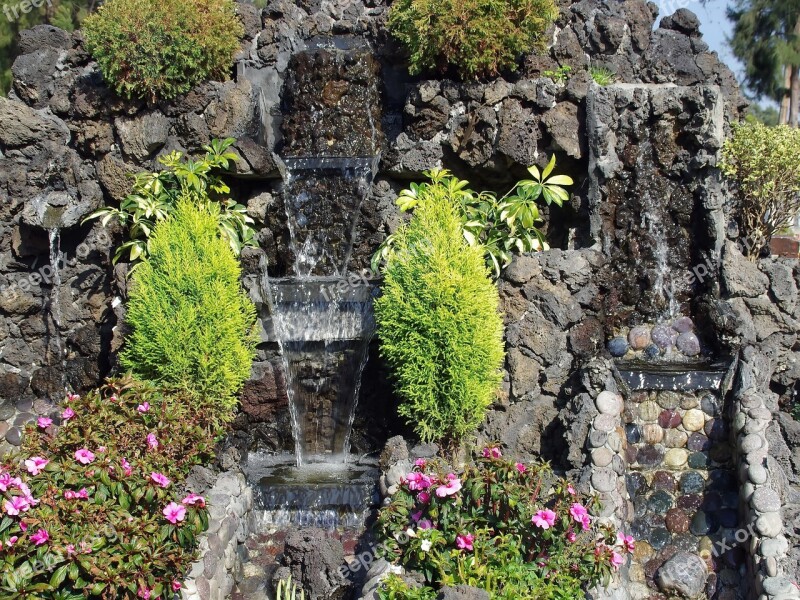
[83,0,243,101]
[374,183,504,446]
[388,0,557,79]
[121,198,258,417]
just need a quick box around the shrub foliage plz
[388,0,558,79]
[376,450,633,599]
[0,379,215,599]
[720,121,800,258]
[82,0,243,101]
[374,184,504,446]
[121,198,258,415]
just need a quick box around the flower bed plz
[375,447,634,599]
[0,378,217,599]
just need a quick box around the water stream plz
[47,228,67,388]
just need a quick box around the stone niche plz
[587,84,726,330]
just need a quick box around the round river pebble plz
[596,391,623,415]
[664,428,688,448]
[642,423,664,444]
[682,409,705,432]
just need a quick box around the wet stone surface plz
[622,389,740,599]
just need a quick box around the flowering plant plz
[376,448,634,599]
[0,378,218,598]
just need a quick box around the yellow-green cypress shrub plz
[374,182,505,447]
[121,198,258,417]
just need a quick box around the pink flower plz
[137,402,150,413]
[414,458,427,468]
[146,433,158,450]
[417,491,431,504]
[163,502,187,524]
[5,536,17,547]
[435,474,462,498]
[37,417,52,429]
[181,493,206,507]
[172,582,182,592]
[532,509,557,529]
[0,472,11,492]
[567,485,576,496]
[66,393,80,402]
[61,407,75,421]
[515,463,527,474]
[19,522,27,532]
[611,551,625,570]
[418,519,433,530]
[567,530,577,543]
[121,458,132,477]
[482,446,502,459]
[570,503,591,530]
[617,533,635,553]
[74,449,95,464]
[4,496,30,515]
[66,544,76,556]
[24,457,48,476]
[64,488,89,500]
[30,529,49,545]
[411,510,423,523]
[455,533,475,551]
[406,472,433,491]
[137,587,151,600]
[150,472,170,488]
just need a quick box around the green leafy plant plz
[82,0,242,101]
[276,576,306,600]
[376,450,633,600]
[374,187,504,448]
[542,65,572,84]
[387,0,558,79]
[0,379,217,599]
[720,122,800,258]
[589,66,616,86]
[373,156,572,277]
[121,198,258,417]
[86,138,256,265]
[379,575,437,600]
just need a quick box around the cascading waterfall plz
[263,43,382,468]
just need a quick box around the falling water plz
[637,140,680,319]
[47,229,66,378]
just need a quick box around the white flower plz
[420,540,432,552]
[406,528,416,538]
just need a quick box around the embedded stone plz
[639,401,660,422]
[664,448,688,468]
[5,427,22,446]
[658,409,682,429]
[593,414,617,433]
[656,552,708,598]
[704,418,728,441]
[649,528,670,550]
[625,444,638,464]
[751,488,781,513]
[682,409,705,432]
[678,494,702,511]
[762,577,795,596]
[748,464,768,484]
[687,451,710,469]
[672,316,695,333]
[626,472,648,497]
[707,470,737,492]
[657,391,681,409]
[607,431,623,452]
[701,394,720,417]
[680,395,699,409]
[690,511,718,535]
[628,326,652,350]
[642,423,665,444]
[625,424,641,444]
[651,324,675,349]
[607,336,629,357]
[596,391,623,415]
[680,472,705,494]
[588,430,608,447]
[759,538,789,557]
[633,540,655,563]
[664,429,688,448]
[756,512,783,537]
[648,490,674,514]
[740,433,764,453]
[644,344,661,359]
[664,508,689,533]
[591,468,617,493]
[591,447,613,468]
[652,471,676,492]
[687,433,710,452]
[637,444,665,467]
[676,332,701,356]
